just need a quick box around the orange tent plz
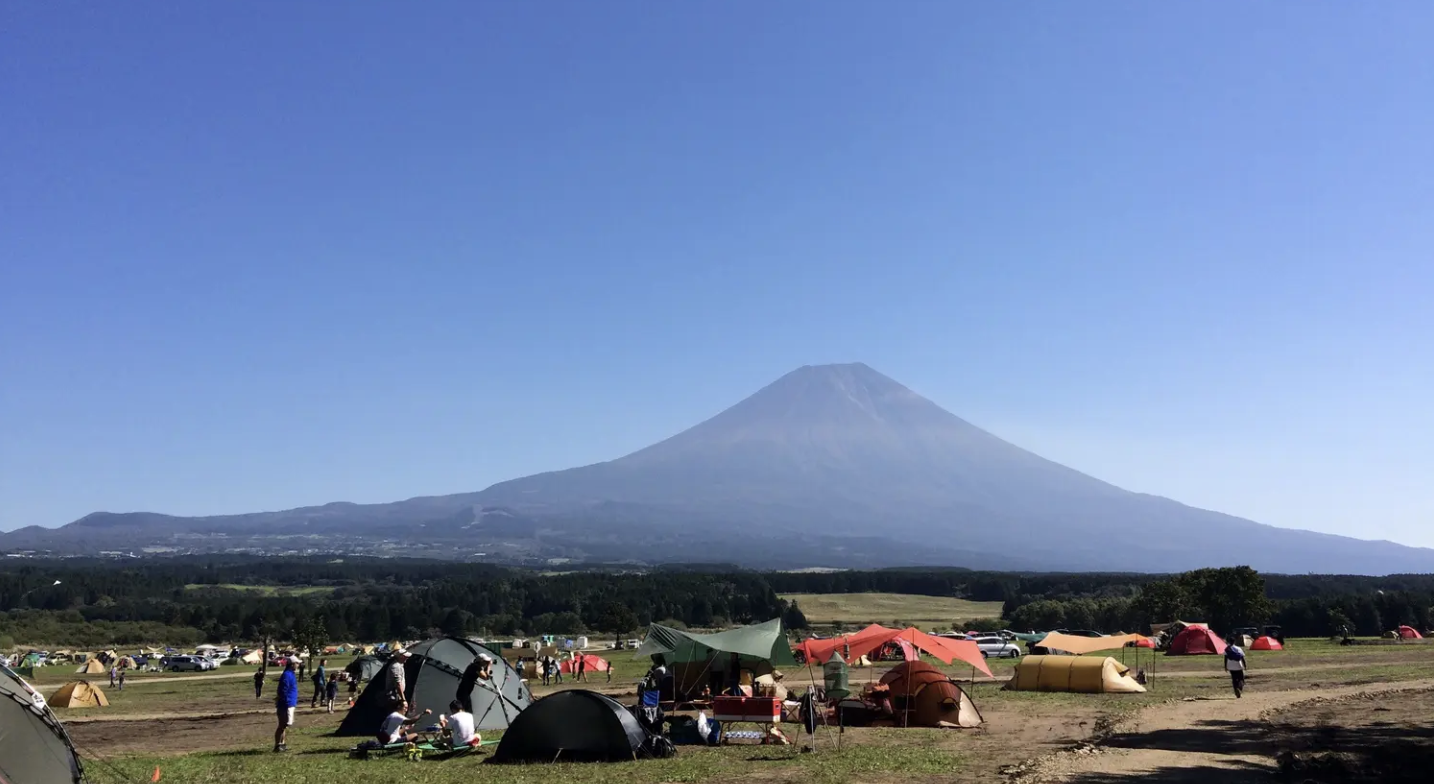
[558,653,610,673]
[1397,625,1423,640]
[1129,637,1156,649]
[1250,636,1283,651]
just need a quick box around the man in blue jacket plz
[274,659,299,752]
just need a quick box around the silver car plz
[971,636,1022,658]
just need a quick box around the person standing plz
[576,654,587,683]
[1224,644,1247,698]
[310,658,327,708]
[254,667,265,699]
[385,650,411,710]
[456,654,493,714]
[273,660,298,753]
[109,667,117,688]
[324,673,339,713]
[117,670,125,691]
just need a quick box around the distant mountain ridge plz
[6,363,1430,574]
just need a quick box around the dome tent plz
[336,637,531,738]
[492,690,654,764]
[49,680,109,708]
[1250,636,1283,651]
[75,659,106,675]
[344,654,385,683]
[1397,625,1423,640]
[1166,626,1226,656]
[1,664,86,783]
[878,661,983,728]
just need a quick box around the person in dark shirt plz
[254,667,265,699]
[310,659,327,708]
[457,653,494,713]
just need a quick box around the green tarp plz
[635,618,797,666]
[1011,632,1049,644]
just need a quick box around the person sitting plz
[378,701,432,746]
[439,699,480,748]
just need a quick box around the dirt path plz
[1013,678,1434,783]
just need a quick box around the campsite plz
[5,607,1431,784]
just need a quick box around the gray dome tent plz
[343,654,384,684]
[492,690,652,764]
[336,637,530,738]
[0,664,86,783]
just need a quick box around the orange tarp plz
[794,624,893,664]
[1037,633,1147,655]
[844,628,992,677]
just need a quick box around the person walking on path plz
[273,660,299,753]
[254,667,265,699]
[117,670,125,691]
[109,667,117,688]
[1224,644,1247,698]
[310,658,327,708]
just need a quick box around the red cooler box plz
[712,696,781,723]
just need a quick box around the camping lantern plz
[823,653,850,700]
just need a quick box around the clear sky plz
[2,4,1431,545]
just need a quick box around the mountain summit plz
[8,363,1432,573]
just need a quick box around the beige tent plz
[50,680,109,708]
[240,650,264,665]
[1005,655,1145,694]
[1038,633,1147,655]
[115,656,139,670]
[76,659,107,675]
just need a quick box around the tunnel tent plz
[1005,655,1146,694]
[491,690,656,764]
[878,662,983,728]
[336,638,531,738]
[1,664,86,783]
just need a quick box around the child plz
[325,673,339,713]
[117,670,126,691]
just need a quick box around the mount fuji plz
[6,363,1429,573]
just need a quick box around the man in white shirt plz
[442,699,479,747]
[1223,644,1247,698]
[377,701,430,745]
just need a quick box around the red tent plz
[1250,636,1283,651]
[559,653,610,673]
[1166,626,1227,656]
[1397,625,1423,640]
[1129,637,1156,649]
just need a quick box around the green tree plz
[1180,566,1271,634]
[293,616,328,659]
[594,602,640,637]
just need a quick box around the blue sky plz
[3,3,1431,545]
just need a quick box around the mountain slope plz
[6,363,1430,574]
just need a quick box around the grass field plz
[782,593,1005,625]
[39,637,1434,784]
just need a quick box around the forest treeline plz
[0,558,1430,647]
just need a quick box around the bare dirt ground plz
[1009,679,1434,783]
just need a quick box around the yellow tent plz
[1005,655,1145,694]
[50,680,109,708]
[76,659,107,675]
[115,656,139,670]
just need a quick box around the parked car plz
[972,636,1022,658]
[626,639,641,650]
[167,655,211,672]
